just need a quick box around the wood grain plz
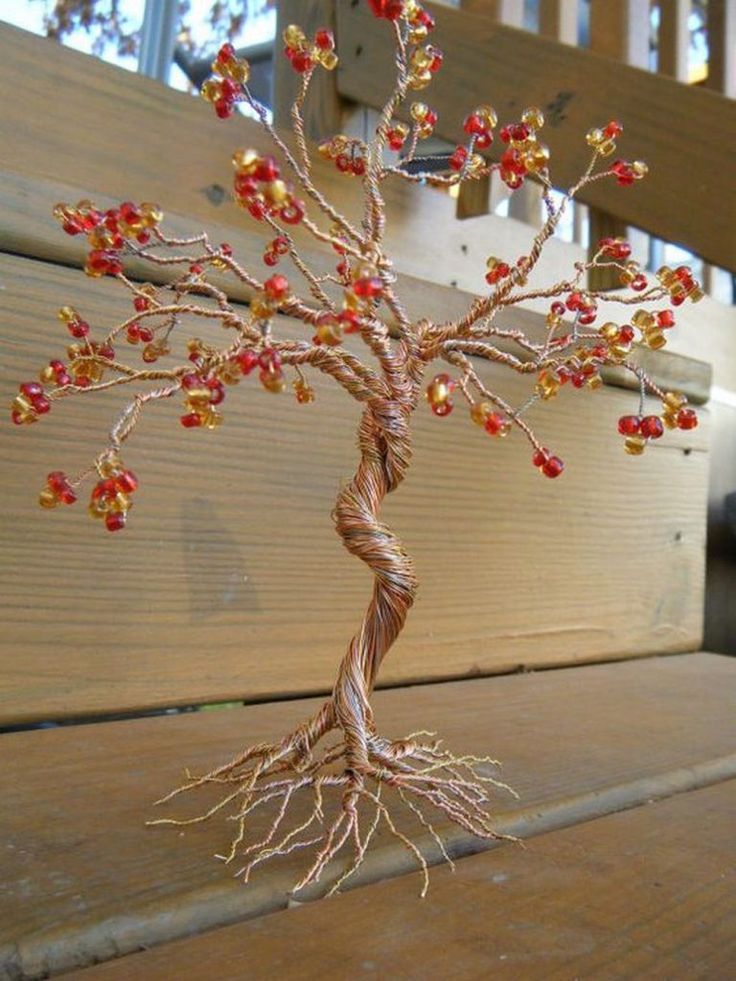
[69,778,736,981]
[335,1,736,269]
[0,254,710,722]
[1,653,734,978]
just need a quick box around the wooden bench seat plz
[67,779,736,981]
[2,652,734,979]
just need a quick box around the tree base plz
[148,705,518,897]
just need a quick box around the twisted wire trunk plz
[331,398,417,770]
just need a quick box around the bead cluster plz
[618,393,698,455]
[470,401,511,437]
[39,471,77,509]
[11,382,51,425]
[201,43,251,118]
[409,102,438,139]
[53,200,162,277]
[263,235,290,267]
[656,265,704,305]
[232,149,305,225]
[532,448,565,479]
[88,457,139,531]
[463,104,497,150]
[498,108,549,189]
[250,273,291,319]
[283,25,337,74]
[318,136,367,177]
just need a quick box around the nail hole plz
[674,531,682,542]
[461,244,468,254]
[205,184,226,206]
[355,44,363,56]
[683,447,692,456]
[450,280,458,288]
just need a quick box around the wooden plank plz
[273,1,341,142]
[0,253,710,722]
[69,779,736,981]
[538,0,578,44]
[1,653,735,978]
[335,2,736,270]
[707,0,736,98]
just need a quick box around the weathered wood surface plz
[336,1,736,270]
[0,254,710,722]
[67,778,736,981]
[1,653,735,978]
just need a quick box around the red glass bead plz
[133,296,150,312]
[280,199,305,224]
[180,412,203,428]
[20,382,43,398]
[640,415,664,439]
[105,511,127,532]
[353,276,383,298]
[290,50,313,73]
[315,28,334,50]
[263,251,279,266]
[618,415,641,435]
[215,99,233,119]
[68,319,90,338]
[116,469,139,493]
[676,408,698,430]
[631,274,648,291]
[218,42,236,63]
[657,309,675,328]
[264,274,289,300]
[464,113,486,136]
[352,158,366,177]
[475,131,492,150]
[618,325,635,343]
[550,301,565,316]
[542,455,564,478]
[431,401,453,417]
[449,146,467,171]
[255,156,280,182]
[532,447,550,468]
[604,120,623,139]
[258,347,281,370]
[336,154,351,173]
[236,350,259,375]
[368,0,404,19]
[220,242,233,257]
[138,327,154,344]
[33,395,50,414]
[484,412,508,436]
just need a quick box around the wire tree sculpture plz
[12,0,702,896]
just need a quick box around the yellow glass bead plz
[688,286,705,303]
[318,140,334,159]
[264,179,288,204]
[486,255,502,270]
[40,365,56,383]
[294,379,315,404]
[526,143,550,172]
[586,128,604,147]
[230,61,251,85]
[88,500,107,519]
[416,123,433,139]
[251,295,275,320]
[411,48,433,70]
[536,369,560,400]
[478,104,498,128]
[408,25,429,43]
[426,378,451,405]
[217,362,241,385]
[586,373,603,390]
[261,369,286,394]
[599,322,619,340]
[283,24,305,48]
[624,435,647,455]
[656,265,675,286]
[232,148,259,173]
[644,327,667,350]
[631,160,648,179]
[114,491,131,512]
[546,313,561,330]
[316,319,343,346]
[663,391,686,411]
[200,79,220,103]
[522,107,544,129]
[470,401,492,426]
[663,411,678,430]
[410,102,428,121]
[318,49,338,70]
[408,70,432,90]
[202,408,223,428]
[140,202,163,226]
[632,309,655,329]
[58,305,78,323]
[39,488,58,509]
[595,138,616,157]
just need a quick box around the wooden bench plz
[1,15,735,981]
